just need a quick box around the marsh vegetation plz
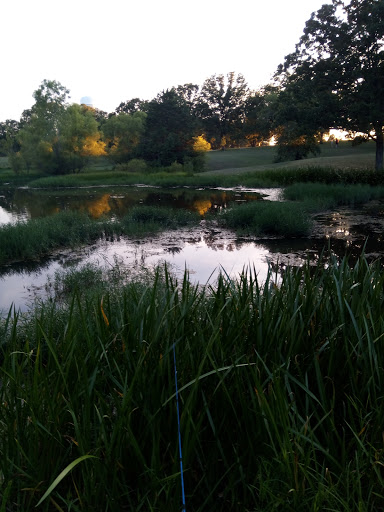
[1,256,384,511]
[1,143,384,510]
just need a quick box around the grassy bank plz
[9,166,384,192]
[1,256,384,510]
[0,141,379,190]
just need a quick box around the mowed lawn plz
[205,140,377,174]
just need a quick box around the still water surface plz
[1,185,383,313]
[0,185,280,224]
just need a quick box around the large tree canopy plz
[277,0,384,170]
[195,72,249,148]
[103,111,146,163]
[12,81,106,174]
[138,89,198,166]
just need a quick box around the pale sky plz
[1,0,328,122]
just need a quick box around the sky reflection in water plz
[0,229,273,313]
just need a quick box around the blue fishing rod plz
[173,342,186,511]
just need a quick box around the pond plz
[1,185,383,313]
[0,185,281,224]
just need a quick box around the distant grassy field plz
[0,140,378,189]
[206,140,377,175]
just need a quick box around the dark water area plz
[1,185,384,314]
[0,185,279,224]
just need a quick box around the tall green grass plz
[1,255,384,510]
[0,207,200,265]
[283,182,384,212]
[219,200,312,236]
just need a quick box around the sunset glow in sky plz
[2,0,328,121]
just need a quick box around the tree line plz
[1,0,383,172]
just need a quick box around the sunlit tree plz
[103,111,147,163]
[192,135,211,152]
[11,81,107,174]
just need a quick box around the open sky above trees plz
[1,0,326,121]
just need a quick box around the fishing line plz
[173,342,186,512]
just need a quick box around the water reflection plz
[1,194,384,314]
[0,186,274,225]
[0,226,276,313]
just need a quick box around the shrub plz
[115,158,148,173]
[166,161,184,173]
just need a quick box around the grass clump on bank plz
[1,256,384,510]
[283,182,384,209]
[219,200,311,236]
[0,211,103,265]
[0,207,200,265]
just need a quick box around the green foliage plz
[9,81,107,175]
[220,200,311,236]
[103,111,146,163]
[0,211,102,264]
[243,87,276,146]
[139,89,198,166]
[283,183,384,208]
[1,256,384,510]
[277,0,384,170]
[274,122,321,162]
[114,158,148,173]
[195,72,249,148]
[8,152,26,174]
[124,205,199,229]
[0,119,20,156]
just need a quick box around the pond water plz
[1,185,384,313]
[0,185,281,224]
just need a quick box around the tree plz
[195,72,249,148]
[271,80,334,161]
[12,81,106,174]
[192,135,211,152]
[103,111,146,163]
[277,0,384,170]
[138,89,198,166]
[0,120,20,156]
[174,83,200,111]
[12,80,70,173]
[53,104,106,172]
[243,87,276,147]
[114,98,149,115]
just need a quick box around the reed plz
[283,182,384,208]
[0,211,102,265]
[220,200,312,236]
[0,207,200,265]
[1,254,383,510]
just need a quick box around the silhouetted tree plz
[195,72,249,148]
[115,98,149,115]
[277,0,384,170]
[139,89,198,166]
